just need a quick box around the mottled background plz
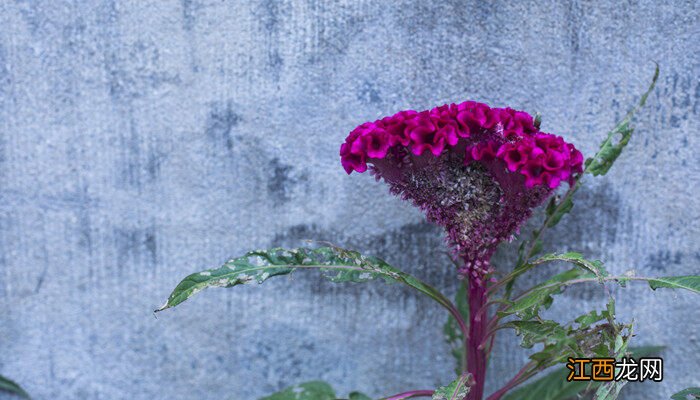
[0,1,698,399]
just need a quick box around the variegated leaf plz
[156,246,453,314]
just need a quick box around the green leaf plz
[432,374,473,400]
[156,246,454,315]
[499,254,610,320]
[500,346,663,400]
[545,196,574,228]
[0,375,30,399]
[348,392,372,400]
[574,309,610,330]
[586,65,659,176]
[504,320,572,349]
[534,253,608,280]
[259,381,336,400]
[500,269,590,320]
[671,388,700,400]
[444,280,469,375]
[646,276,700,294]
[501,252,604,304]
[507,307,631,370]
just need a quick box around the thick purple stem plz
[466,274,488,400]
[382,389,434,399]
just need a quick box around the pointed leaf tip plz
[0,375,31,399]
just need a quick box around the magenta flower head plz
[340,101,583,278]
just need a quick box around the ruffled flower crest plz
[341,101,583,277]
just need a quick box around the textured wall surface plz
[0,1,698,399]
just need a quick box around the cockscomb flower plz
[340,101,583,277]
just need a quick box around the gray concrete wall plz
[0,1,698,399]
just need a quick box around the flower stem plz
[466,275,488,400]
